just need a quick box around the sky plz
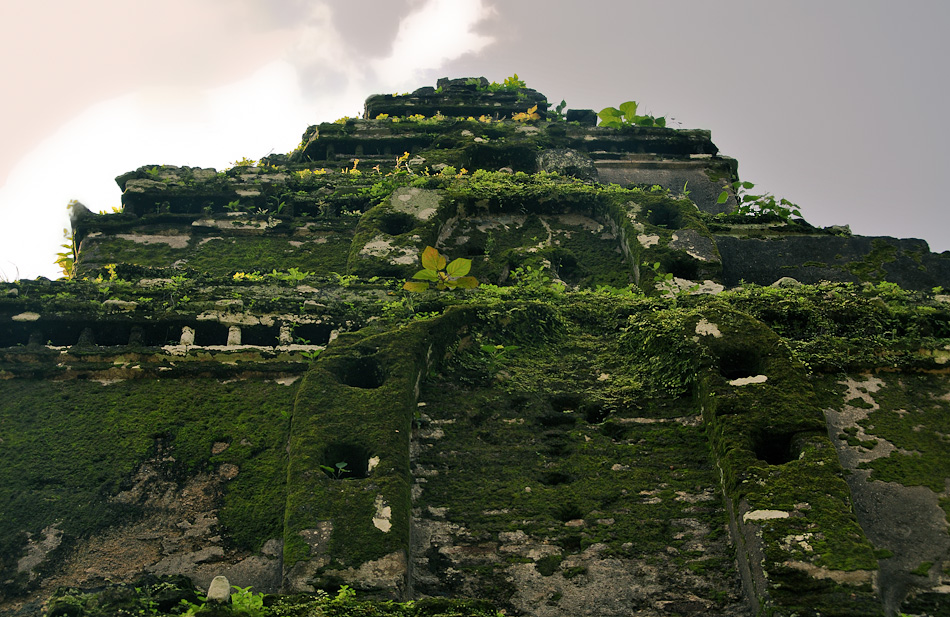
[2,0,948,281]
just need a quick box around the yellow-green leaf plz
[420,246,445,271]
[453,276,479,289]
[412,269,438,281]
[402,281,429,293]
[446,258,472,277]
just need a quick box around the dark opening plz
[581,402,610,424]
[95,323,133,346]
[660,252,700,280]
[540,471,574,486]
[290,323,334,346]
[0,325,31,347]
[537,410,577,427]
[717,345,764,380]
[542,248,580,283]
[320,443,370,479]
[42,321,86,346]
[241,325,281,346]
[752,431,797,465]
[646,203,683,229]
[330,355,386,389]
[550,394,583,413]
[194,323,230,346]
[142,322,191,346]
[378,212,417,236]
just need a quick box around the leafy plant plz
[321,461,350,478]
[229,157,258,168]
[403,246,478,292]
[512,105,540,122]
[481,74,527,92]
[717,181,802,220]
[54,228,76,279]
[598,101,667,128]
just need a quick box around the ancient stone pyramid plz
[2,77,949,617]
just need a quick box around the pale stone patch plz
[117,233,190,248]
[783,561,874,585]
[12,312,40,321]
[103,299,138,312]
[373,495,392,532]
[694,318,722,338]
[743,509,789,522]
[637,234,660,248]
[367,456,380,473]
[729,375,768,386]
[17,525,63,577]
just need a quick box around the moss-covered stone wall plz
[2,78,950,617]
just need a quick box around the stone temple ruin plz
[1,77,950,617]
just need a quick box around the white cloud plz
[372,0,495,89]
[0,0,499,280]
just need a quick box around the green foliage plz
[320,461,351,479]
[598,101,667,128]
[717,180,802,220]
[55,227,77,279]
[403,246,478,292]
[480,73,527,92]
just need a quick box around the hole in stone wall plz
[0,325,32,347]
[320,443,370,479]
[144,323,193,346]
[550,394,583,413]
[42,321,85,346]
[537,410,577,427]
[582,402,610,424]
[378,212,417,236]
[290,323,334,346]
[716,345,764,380]
[194,323,231,346]
[541,248,580,284]
[330,355,386,389]
[660,253,700,281]
[752,431,797,465]
[541,471,574,487]
[94,324,133,346]
[646,203,683,229]
[241,325,281,346]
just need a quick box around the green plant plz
[598,101,667,128]
[225,199,242,212]
[717,181,802,220]
[512,105,540,122]
[266,267,312,283]
[403,246,478,292]
[481,74,527,92]
[229,157,258,168]
[321,461,350,478]
[54,227,76,279]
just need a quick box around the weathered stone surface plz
[206,575,230,603]
[6,76,950,617]
[536,148,598,180]
[716,234,950,291]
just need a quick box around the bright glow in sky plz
[1,0,948,281]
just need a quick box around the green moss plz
[911,560,934,576]
[854,374,950,492]
[0,378,294,583]
[845,238,898,282]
